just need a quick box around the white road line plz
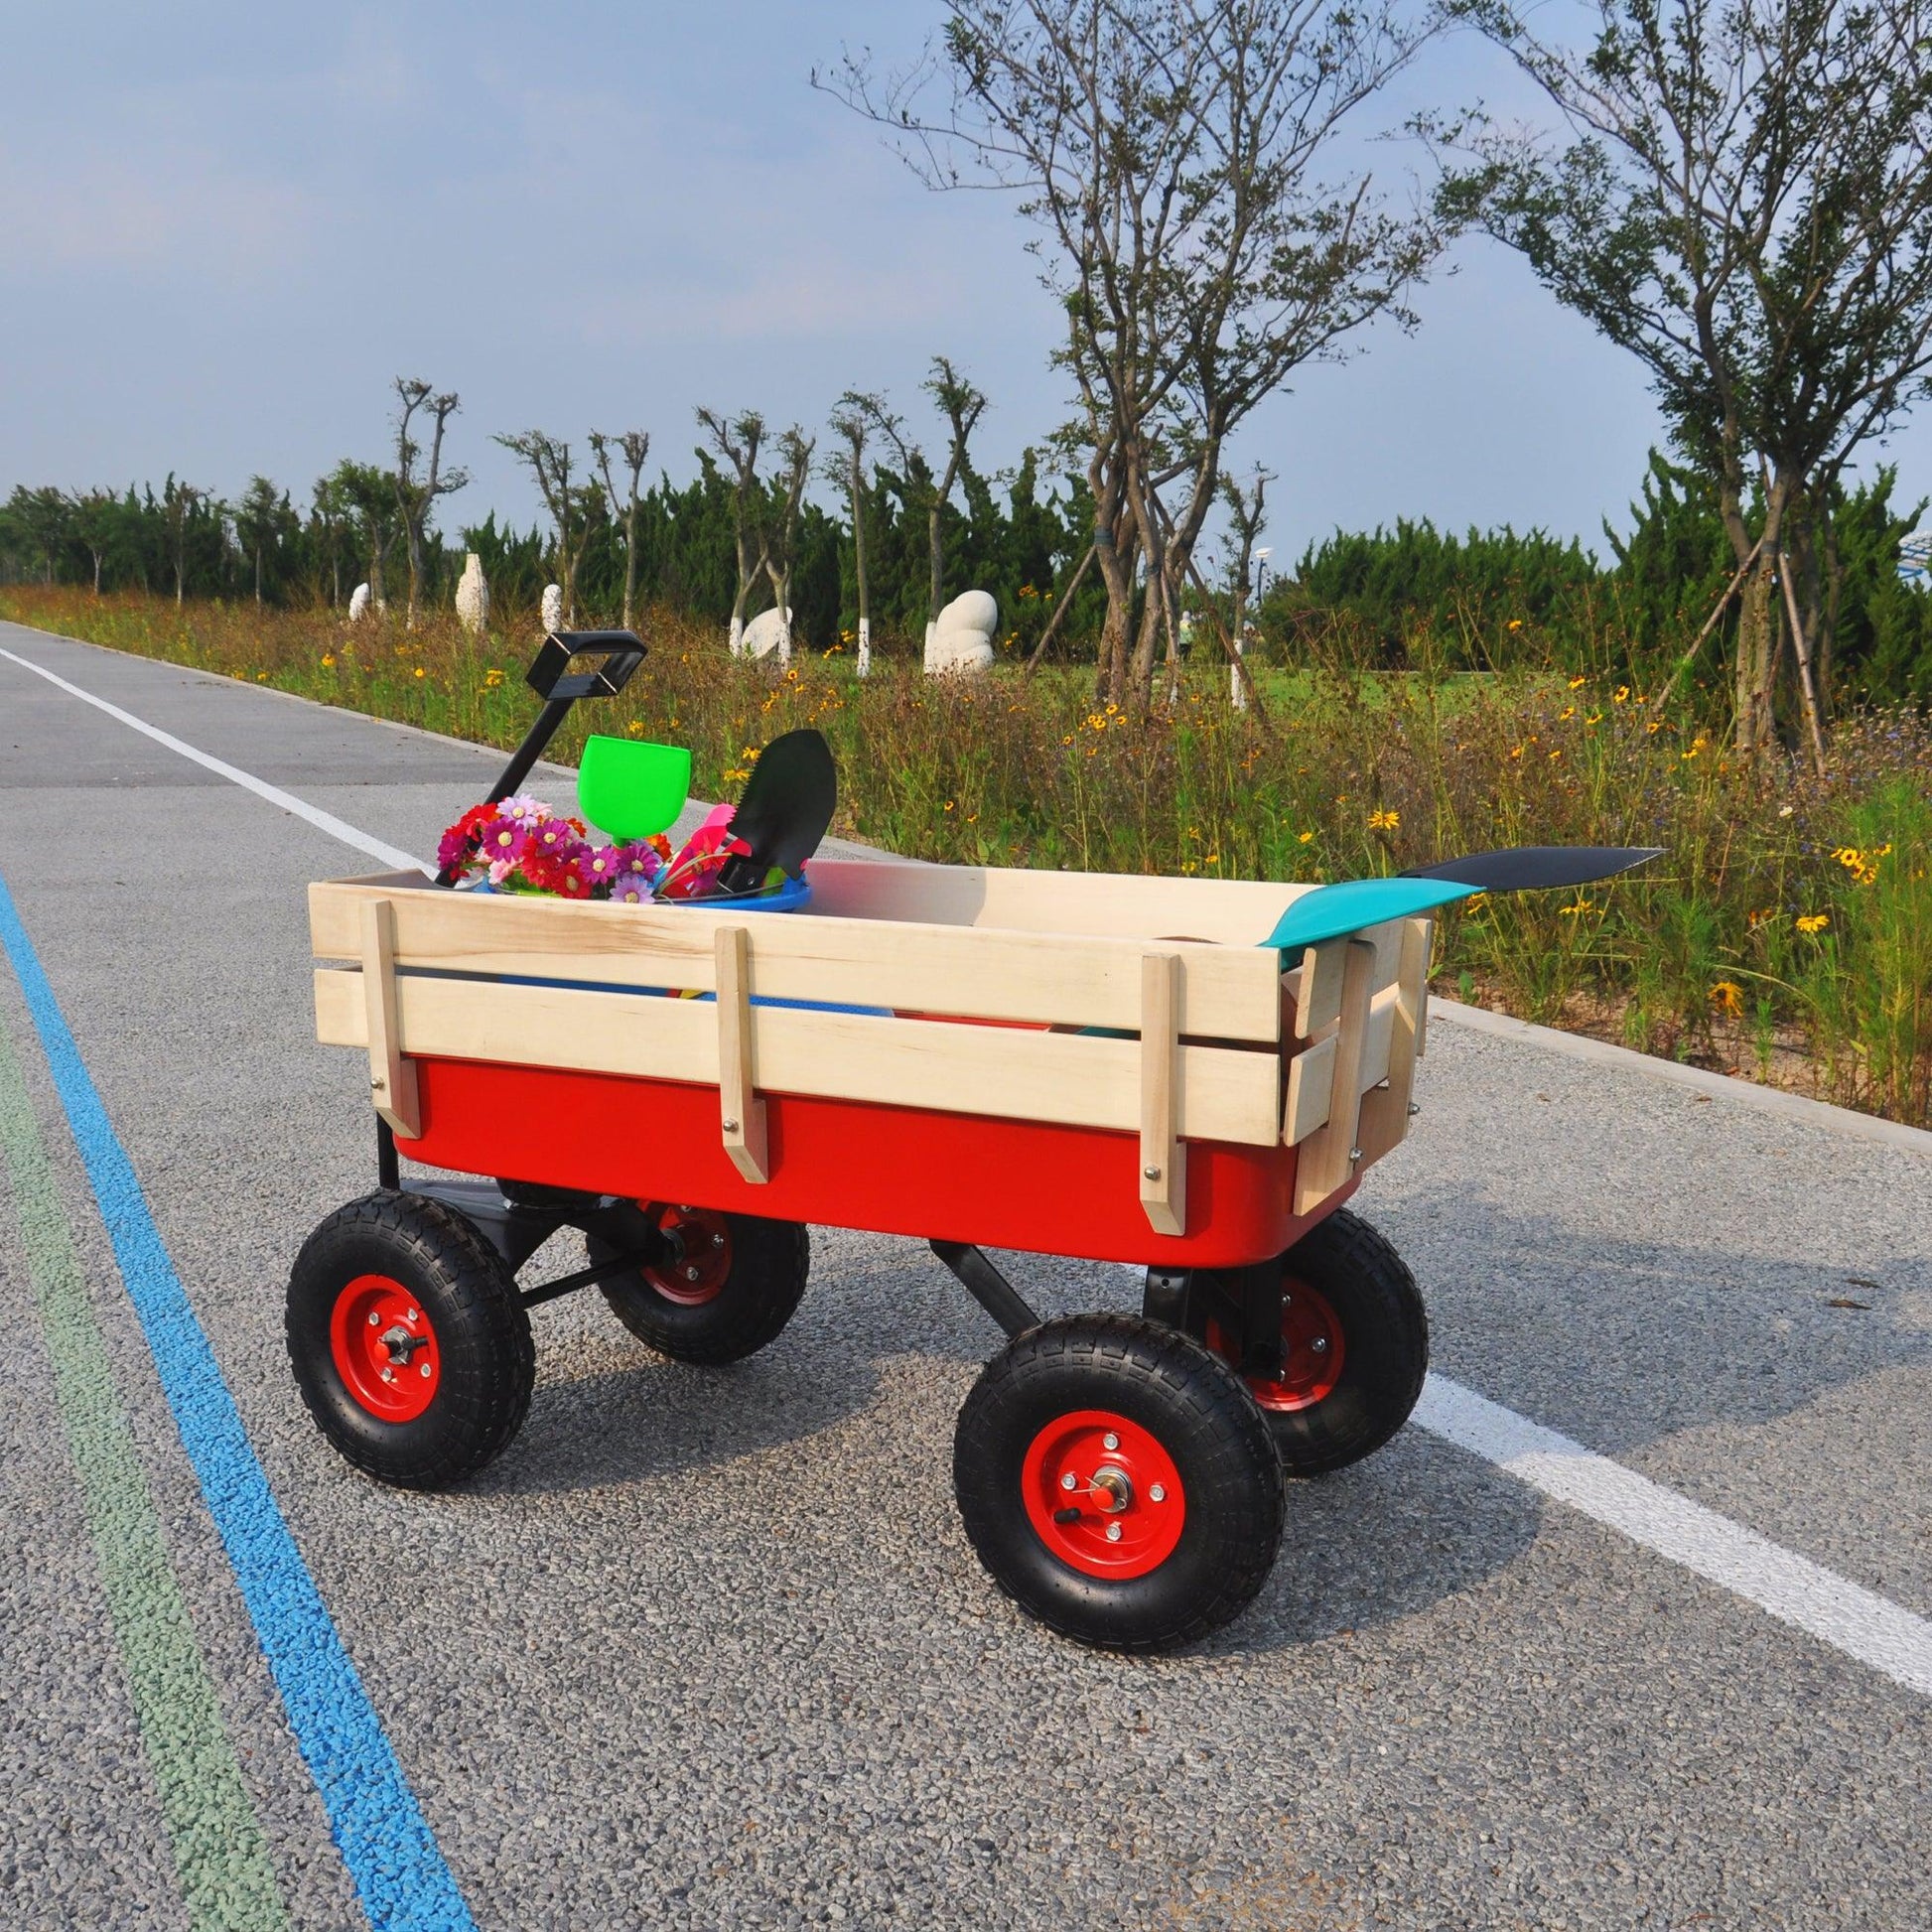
[0,646,425,875]
[13,640,1930,1700]
[1414,1375,1932,1697]
[1098,1295,1932,1698]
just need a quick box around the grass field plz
[5,585,1928,1129]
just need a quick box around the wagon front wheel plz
[287,1190,534,1489]
[591,1203,809,1364]
[953,1313,1284,1652]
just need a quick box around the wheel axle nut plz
[1311,1336,1328,1353]
[1105,1522,1123,1543]
[684,1265,702,1283]
[1060,1471,1078,1490]
[1149,1483,1167,1503]
[711,1232,725,1248]
[1103,1433,1119,1450]
[367,1311,381,1326]
[419,1361,432,1378]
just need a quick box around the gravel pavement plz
[1,622,1927,1931]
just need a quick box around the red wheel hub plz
[1021,1409,1185,1580]
[329,1274,441,1422]
[1206,1275,1345,1412]
[638,1204,731,1306]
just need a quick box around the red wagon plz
[294,834,1434,1650]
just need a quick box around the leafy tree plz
[233,476,297,605]
[331,460,400,611]
[7,485,70,585]
[1437,0,1932,760]
[828,394,880,673]
[824,0,1445,703]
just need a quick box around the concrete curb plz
[1430,996,1932,1156]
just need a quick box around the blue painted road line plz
[0,868,476,1932]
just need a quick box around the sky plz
[4,0,1930,567]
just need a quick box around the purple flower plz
[609,874,654,904]
[579,844,625,891]
[612,839,665,884]
[526,817,579,860]
[495,794,547,823]
[476,816,531,866]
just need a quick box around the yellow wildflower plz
[321,652,337,668]
[1796,913,1830,934]
[1367,808,1400,832]
[1567,674,1586,688]
[1710,981,1744,1018]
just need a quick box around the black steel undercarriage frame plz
[376,1118,1289,1370]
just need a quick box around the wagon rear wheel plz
[953,1313,1284,1652]
[591,1203,809,1364]
[1207,1207,1429,1478]
[287,1190,534,1489]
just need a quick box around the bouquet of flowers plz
[436,796,669,903]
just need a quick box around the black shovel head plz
[719,728,838,889]
[1401,845,1663,891]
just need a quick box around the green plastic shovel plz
[577,734,691,841]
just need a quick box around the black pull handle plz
[435,628,648,884]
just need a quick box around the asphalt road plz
[1,622,1927,1931]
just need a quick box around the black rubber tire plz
[592,1205,809,1365]
[1256,1208,1429,1478]
[287,1189,534,1489]
[953,1313,1285,1652]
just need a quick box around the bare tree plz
[822,0,1442,704]
[760,427,816,665]
[494,431,596,627]
[1220,466,1273,708]
[1438,0,1932,762]
[391,377,468,628]
[829,393,879,674]
[697,408,770,655]
[591,429,651,630]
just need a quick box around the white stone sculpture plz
[347,583,371,623]
[455,554,489,634]
[924,589,998,675]
[741,607,794,663]
[541,584,564,635]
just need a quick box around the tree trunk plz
[1092,524,1136,705]
[405,523,424,629]
[927,499,945,633]
[851,447,870,678]
[621,507,638,631]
